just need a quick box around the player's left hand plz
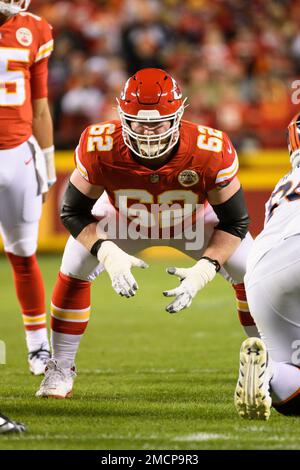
[163,258,218,313]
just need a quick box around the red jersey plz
[75,120,239,230]
[0,12,53,149]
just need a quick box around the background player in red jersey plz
[0,0,56,375]
[36,68,257,398]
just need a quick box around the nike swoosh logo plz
[24,157,33,165]
[227,145,233,154]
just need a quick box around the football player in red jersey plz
[0,0,56,375]
[36,68,257,398]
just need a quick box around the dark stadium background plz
[30,0,300,150]
[17,0,296,249]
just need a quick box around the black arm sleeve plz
[60,182,99,239]
[211,186,250,240]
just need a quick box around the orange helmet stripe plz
[294,122,300,147]
[289,122,298,151]
[293,122,299,150]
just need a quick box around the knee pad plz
[60,236,103,282]
[273,393,300,416]
[5,238,37,257]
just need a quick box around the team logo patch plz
[16,28,33,46]
[149,174,160,184]
[178,170,199,187]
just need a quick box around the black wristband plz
[200,256,221,272]
[90,239,109,257]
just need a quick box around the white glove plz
[97,241,148,298]
[163,258,218,313]
[42,145,56,188]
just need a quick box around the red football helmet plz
[0,0,30,16]
[117,68,186,159]
[287,112,300,168]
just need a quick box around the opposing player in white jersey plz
[235,112,300,420]
[0,0,56,374]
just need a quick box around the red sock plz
[51,272,91,366]
[51,272,91,335]
[6,252,46,331]
[233,283,255,326]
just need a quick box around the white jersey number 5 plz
[0,48,30,106]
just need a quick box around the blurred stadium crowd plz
[31,0,300,151]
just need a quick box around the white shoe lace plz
[41,360,76,390]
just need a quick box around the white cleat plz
[234,337,273,421]
[35,359,76,399]
[28,344,51,376]
[0,414,26,434]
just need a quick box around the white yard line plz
[174,433,229,442]
[0,432,298,447]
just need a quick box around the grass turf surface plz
[0,253,300,450]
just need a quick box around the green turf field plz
[0,253,300,450]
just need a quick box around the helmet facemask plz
[118,99,186,160]
[0,0,30,16]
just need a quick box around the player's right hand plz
[97,241,148,298]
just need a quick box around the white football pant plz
[245,234,300,364]
[0,139,42,256]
